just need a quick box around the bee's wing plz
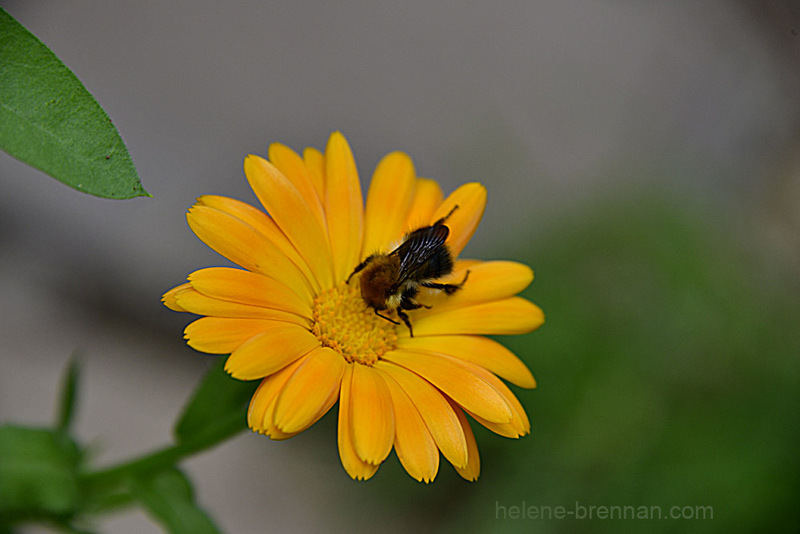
[391,224,450,285]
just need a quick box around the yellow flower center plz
[311,282,398,366]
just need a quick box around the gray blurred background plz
[2,1,799,533]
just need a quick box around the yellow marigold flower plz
[163,132,544,482]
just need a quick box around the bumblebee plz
[346,205,469,336]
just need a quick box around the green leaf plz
[174,358,258,445]
[55,357,81,435]
[131,468,221,534]
[0,425,82,525]
[0,8,148,199]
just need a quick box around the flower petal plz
[466,361,530,436]
[419,261,534,311]
[404,178,443,233]
[398,335,536,389]
[247,357,306,439]
[302,146,326,201]
[433,355,530,438]
[451,403,480,481]
[350,363,394,465]
[244,154,334,288]
[408,297,545,337]
[466,412,519,438]
[224,324,320,380]
[376,366,439,483]
[325,132,364,282]
[363,151,416,255]
[186,205,314,300]
[195,195,320,292]
[375,361,467,469]
[338,364,379,480]
[259,382,337,441]
[184,317,280,354]
[268,142,327,233]
[162,283,191,312]
[188,267,312,317]
[274,347,345,434]
[174,287,309,325]
[454,258,483,270]
[383,350,512,424]
[431,182,486,257]
[195,195,279,238]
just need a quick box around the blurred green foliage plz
[130,468,220,534]
[0,360,243,533]
[0,426,82,529]
[463,191,799,532]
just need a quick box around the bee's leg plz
[399,286,430,310]
[346,255,375,283]
[457,269,470,289]
[375,309,401,325]
[420,281,461,295]
[396,289,428,336]
[400,298,428,311]
[432,204,460,226]
[421,270,470,295]
[396,309,414,337]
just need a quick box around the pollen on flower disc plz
[312,282,398,366]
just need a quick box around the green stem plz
[81,413,246,488]
[86,490,137,514]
